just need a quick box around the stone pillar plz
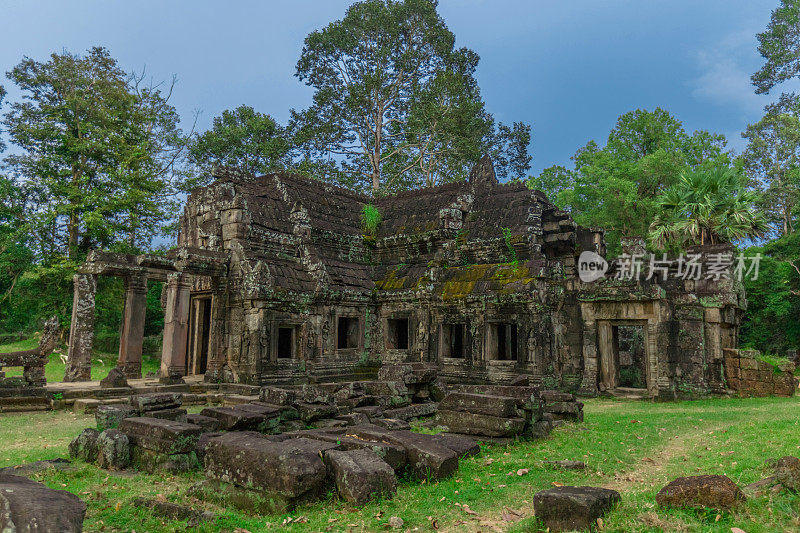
[64,273,97,382]
[204,278,227,382]
[117,273,148,379]
[160,273,191,378]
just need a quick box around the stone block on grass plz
[436,409,525,437]
[533,486,620,532]
[96,429,130,470]
[68,428,100,463]
[324,449,397,505]
[96,404,138,431]
[118,417,202,454]
[0,473,87,533]
[656,475,745,510]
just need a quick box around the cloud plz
[689,29,766,117]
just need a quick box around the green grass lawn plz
[1,396,800,531]
[0,338,160,382]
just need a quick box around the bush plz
[361,204,382,236]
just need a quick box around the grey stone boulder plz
[439,392,519,418]
[203,433,338,510]
[346,427,459,480]
[146,407,188,423]
[0,459,76,477]
[199,406,274,431]
[68,428,100,463]
[96,404,138,431]
[96,429,130,470]
[296,402,338,423]
[0,473,87,532]
[383,402,438,421]
[775,456,800,491]
[437,410,525,437]
[431,433,480,458]
[186,414,222,432]
[533,486,621,532]
[259,387,297,406]
[118,417,202,454]
[129,393,182,412]
[544,460,586,470]
[656,475,745,510]
[324,449,397,504]
[99,367,130,389]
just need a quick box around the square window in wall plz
[386,318,410,350]
[277,327,295,359]
[441,323,466,358]
[487,323,518,361]
[337,316,360,349]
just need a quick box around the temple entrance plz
[597,320,649,391]
[187,295,211,375]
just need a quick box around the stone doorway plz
[187,295,211,375]
[598,320,650,392]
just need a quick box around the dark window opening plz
[616,325,646,388]
[489,323,518,361]
[387,318,409,350]
[441,323,466,358]
[337,316,359,349]
[277,327,294,359]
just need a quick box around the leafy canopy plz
[292,0,530,193]
[648,167,768,249]
[528,108,731,254]
[752,0,800,94]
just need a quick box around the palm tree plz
[648,167,768,249]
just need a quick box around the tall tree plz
[741,93,800,237]
[292,0,530,193]
[188,105,292,187]
[3,48,188,258]
[752,0,800,94]
[528,108,731,254]
[648,167,767,249]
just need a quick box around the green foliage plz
[741,93,800,237]
[752,0,800,94]
[501,227,518,265]
[361,203,382,236]
[528,108,731,255]
[2,47,188,258]
[740,232,800,356]
[292,0,530,193]
[187,105,292,189]
[648,167,768,249]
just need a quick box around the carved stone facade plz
[66,157,748,399]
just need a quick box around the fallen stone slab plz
[0,473,87,532]
[540,390,575,403]
[96,404,139,431]
[132,497,216,527]
[335,412,370,426]
[775,456,800,491]
[0,458,76,477]
[369,418,411,431]
[437,410,525,437]
[439,392,519,418]
[656,475,746,510]
[73,398,102,414]
[199,406,275,431]
[287,432,407,471]
[430,433,481,458]
[378,363,438,385]
[203,433,338,511]
[186,414,222,432]
[96,429,130,470]
[147,407,188,423]
[129,393,182,412]
[532,486,621,532]
[383,402,438,421]
[324,449,397,505]
[259,387,297,406]
[544,401,584,421]
[296,402,338,423]
[69,428,100,463]
[235,402,282,417]
[346,426,458,480]
[118,417,202,454]
[743,476,778,498]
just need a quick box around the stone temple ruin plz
[49,156,792,399]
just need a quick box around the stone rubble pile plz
[438,385,584,438]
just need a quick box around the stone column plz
[204,278,227,382]
[160,273,191,378]
[64,273,97,382]
[117,273,148,379]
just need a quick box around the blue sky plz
[0,0,792,174]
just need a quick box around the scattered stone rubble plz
[532,486,621,532]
